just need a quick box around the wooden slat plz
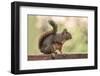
[28,54,88,61]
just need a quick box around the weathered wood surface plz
[28,54,88,60]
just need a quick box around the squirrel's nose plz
[70,35,72,39]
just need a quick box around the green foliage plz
[63,25,88,54]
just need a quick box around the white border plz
[20,6,94,70]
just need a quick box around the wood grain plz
[28,54,88,60]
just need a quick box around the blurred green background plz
[28,15,88,55]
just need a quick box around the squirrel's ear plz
[63,29,68,32]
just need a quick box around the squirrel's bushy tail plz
[39,20,57,49]
[48,20,57,34]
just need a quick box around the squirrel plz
[39,20,72,59]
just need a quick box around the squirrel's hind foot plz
[50,52,57,59]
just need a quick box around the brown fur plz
[39,31,54,49]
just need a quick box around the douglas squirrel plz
[39,20,72,59]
